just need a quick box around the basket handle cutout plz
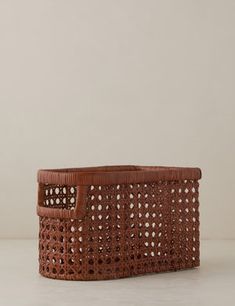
[37,183,87,219]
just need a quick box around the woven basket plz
[37,165,201,280]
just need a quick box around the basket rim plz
[37,165,202,186]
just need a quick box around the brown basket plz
[37,165,201,280]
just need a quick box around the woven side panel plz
[39,179,199,280]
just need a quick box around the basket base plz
[39,261,200,281]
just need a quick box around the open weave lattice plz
[37,165,201,280]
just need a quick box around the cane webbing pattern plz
[38,170,200,280]
[42,184,77,210]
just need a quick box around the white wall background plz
[0,0,234,239]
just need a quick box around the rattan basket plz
[37,165,201,280]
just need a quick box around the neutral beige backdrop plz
[0,0,234,239]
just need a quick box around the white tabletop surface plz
[0,240,234,306]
